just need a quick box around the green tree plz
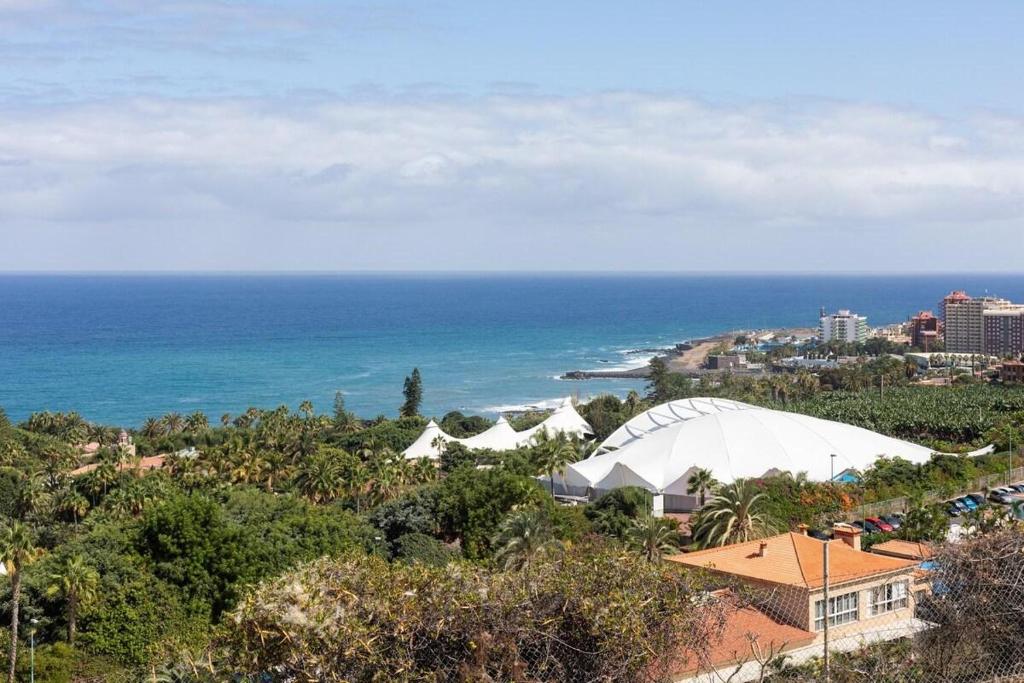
[400,368,423,417]
[492,507,559,571]
[625,514,679,563]
[585,487,652,538]
[691,479,778,548]
[686,468,718,508]
[435,467,548,559]
[530,430,578,495]
[295,447,349,504]
[184,411,209,434]
[1,521,39,683]
[46,554,100,644]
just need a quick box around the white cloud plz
[1,93,1023,271]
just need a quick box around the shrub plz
[220,542,720,682]
[393,533,456,567]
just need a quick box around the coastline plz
[559,326,817,380]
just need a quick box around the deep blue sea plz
[2,274,1023,427]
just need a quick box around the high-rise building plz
[820,309,868,344]
[909,311,941,351]
[940,290,1022,355]
[983,307,1024,357]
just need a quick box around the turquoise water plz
[1,273,1022,427]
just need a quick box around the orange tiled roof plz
[870,539,934,561]
[667,532,917,589]
[670,593,816,676]
[71,455,167,477]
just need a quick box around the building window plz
[870,581,909,615]
[814,591,859,630]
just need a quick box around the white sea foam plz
[481,397,569,413]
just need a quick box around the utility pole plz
[822,542,831,683]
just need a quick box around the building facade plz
[941,290,1024,355]
[983,308,1024,357]
[908,311,941,351]
[820,310,868,344]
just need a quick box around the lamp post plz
[29,618,38,683]
[830,453,837,484]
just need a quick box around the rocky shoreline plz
[559,327,816,381]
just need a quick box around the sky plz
[2,1,1024,272]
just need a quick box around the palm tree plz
[91,461,119,498]
[1,521,39,683]
[686,468,718,508]
[184,411,209,434]
[163,412,185,434]
[691,479,778,548]
[531,430,578,496]
[295,450,345,504]
[626,514,679,563]
[298,400,315,420]
[55,488,91,526]
[46,554,99,644]
[141,417,164,439]
[492,507,559,571]
[13,473,49,520]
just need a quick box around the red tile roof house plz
[667,525,930,682]
[70,454,167,477]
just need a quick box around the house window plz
[814,591,859,630]
[870,581,909,615]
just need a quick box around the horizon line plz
[3,269,1024,277]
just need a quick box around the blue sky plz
[2,1,1024,271]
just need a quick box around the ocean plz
[2,273,1023,427]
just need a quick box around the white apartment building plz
[820,310,868,344]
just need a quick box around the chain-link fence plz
[676,527,1024,683]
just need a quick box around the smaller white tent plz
[520,397,593,443]
[402,420,454,460]
[460,416,521,451]
[402,397,594,459]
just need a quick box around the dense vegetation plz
[1,366,1023,680]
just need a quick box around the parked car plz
[957,496,978,511]
[1010,483,1024,494]
[950,499,970,513]
[861,519,882,533]
[989,490,1015,505]
[880,514,902,529]
[866,516,894,532]
[967,493,986,507]
[807,528,832,541]
[850,520,866,530]
[945,503,962,517]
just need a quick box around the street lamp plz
[29,618,38,683]
[830,453,837,483]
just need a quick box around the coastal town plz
[564,288,1024,387]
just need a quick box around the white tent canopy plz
[565,406,934,494]
[596,397,759,453]
[402,420,454,460]
[403,397,593,459]
[459,416,520,451]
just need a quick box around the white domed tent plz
[596,397,758,453]
[565,408,933,495]
[402,420,454,460]
[459,416,521,451]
